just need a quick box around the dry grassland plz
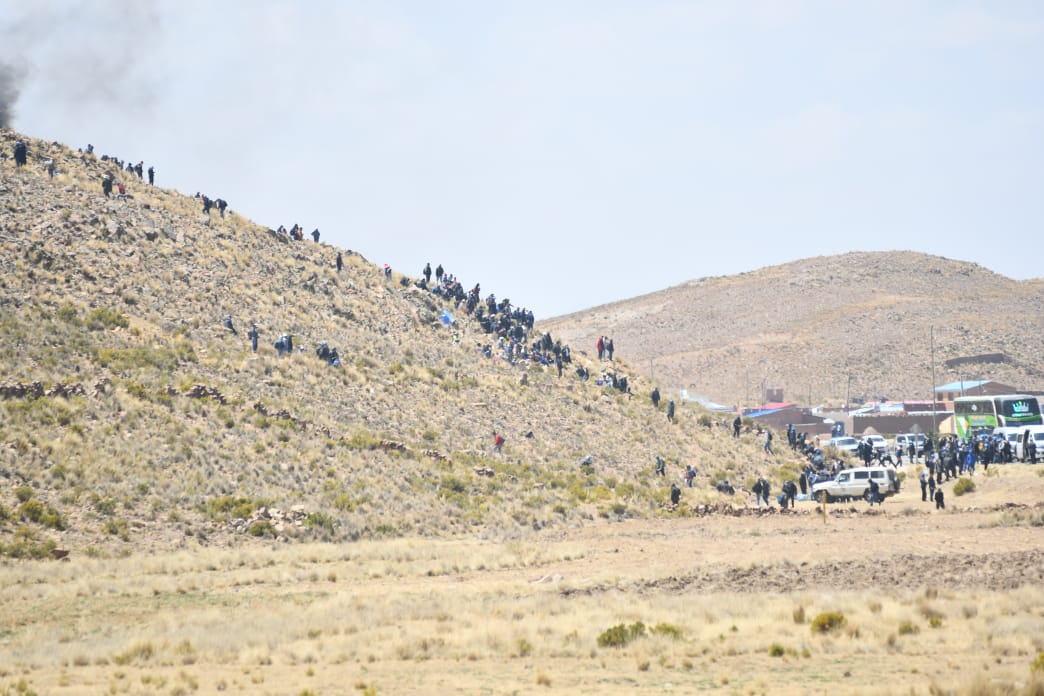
[2,467,1042,696]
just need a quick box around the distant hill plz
[1,128,792,555]
[542,252,1044,408]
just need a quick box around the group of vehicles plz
[810,394,1042,503]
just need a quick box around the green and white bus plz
[953,394,1042,439]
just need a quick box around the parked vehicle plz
[894,433,925,456]
[1015,426,1044,462]
[828,436,859,455]
[811,466,900,503]
[865,435,889,457]
[992,427,1021,450]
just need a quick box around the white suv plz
[828,437,858,455]
[895,433,925,456]
[866,435,889,457]
[811,467,900,503]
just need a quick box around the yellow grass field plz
[2,465,1043,696]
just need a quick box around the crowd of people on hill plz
[16,133,931,519]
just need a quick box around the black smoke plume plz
[0,62,22,128]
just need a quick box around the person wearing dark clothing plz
[224,314,237,335]
[760,478,771,506]
[684,465,695,488]
[13,141,27,167]
[919,468,928,502]
[666,400,675,423]
[655,455,666,477]
[134,162,143,179]
[336,252,343,272]
[247,323,259,352]
[798,472,807,496]
[606,338,614,361]
[216,199,228,218]
[651,387,660,408]
[867,479,880,506]
[733,416,742,438]
[423,263,432,284]
[782,480,797,508]
[202,196,213,214]
[670,483,681,506]
[312,228,320,242]
[147,166,154,185]
[934,487,944,510]
[435,264,444,284]
[102,175,113,198]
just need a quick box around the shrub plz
[650,623,684,640]
[515,638,533,657]
[14,485,35,503]
[1032,651,1044,673]
[86,307,130,330]
[597,622,646,648]
[305,512,336,534]
[112,641,154,665]
[953,477,975,496]
[0,526,57,559]
[56,303,81,325]
[898,621,919,635]
[769,643,785,657]
[810,611,846,634]
[247,520,276,537]
[204,495,267,521]
[18,499,67,530]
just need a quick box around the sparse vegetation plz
[953,477,976,496]
[598,622,647,648]
[811,611,846,634]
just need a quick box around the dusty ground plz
[1,466,1042,695]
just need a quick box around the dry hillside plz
[0,128,795,556]
[543,252,1044,408]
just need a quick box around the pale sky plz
[3,1,1042,318]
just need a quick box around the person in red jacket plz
[493,431,505,454]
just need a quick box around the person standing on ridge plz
[147,166,154,185]
[336,252,343,272]
[13,141,27,167]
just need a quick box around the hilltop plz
[0,129,789,556]
[542,252,1044,407]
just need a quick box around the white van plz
[992,427,1021,451]
[811,467,900,503]
[1015,426,1044,462]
